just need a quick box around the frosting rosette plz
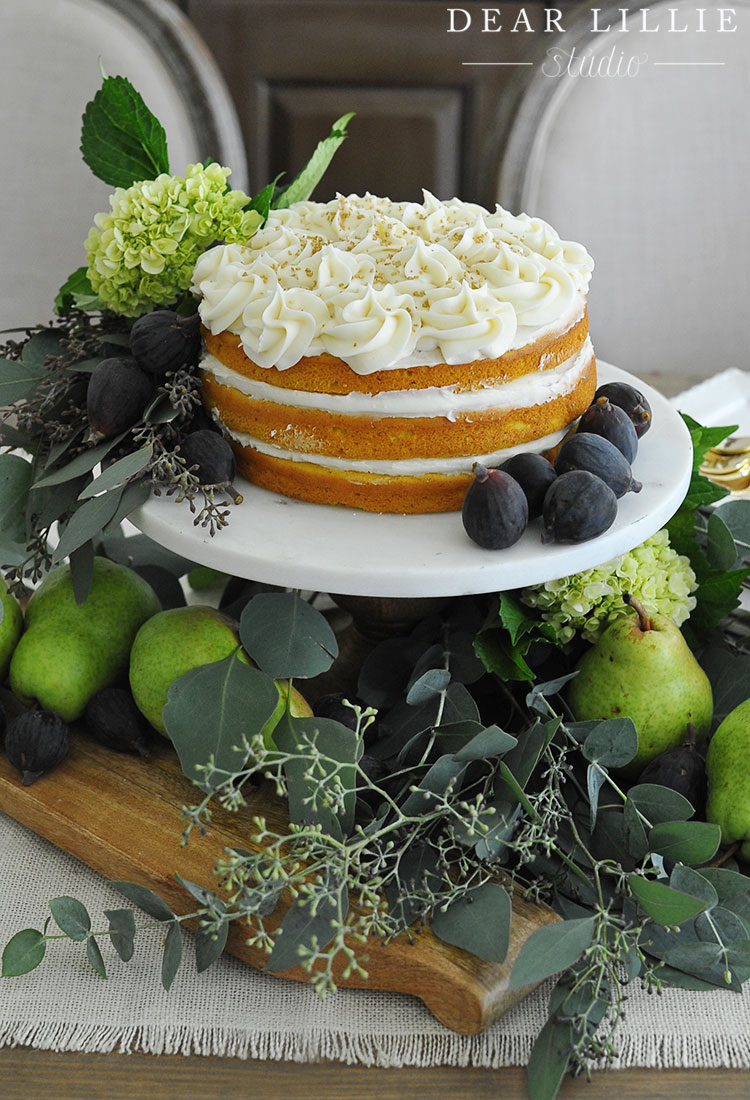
[192,191,594,374]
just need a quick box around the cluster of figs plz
[85,309,240,500]
[462,381,652,550]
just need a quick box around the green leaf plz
[275,713,361,837]
[586,763,607,830]
[701,647,750,728]
[52,486,125,564]
[648,821,721,865]
[163,654,280,789]
[669,865,719,910]
[32,436,124,490]
[112,881,175,923]
[400,754,468,816]
[406,667,451,705]
[69,539,95,605]
[273,113,354,209]
[240,592,338,679]
[431,882,511,963]
[0,454,33,564]
[526,1017,572,1100]
[266,879,348,973]
[86,936,107,980]
[80,75,169,188]
[104,909,136,962]
[161,921,183,991]
[195,920,229,975]
[628,874,710,925]
[627,783,695,825]
[78,443,154,499]
[49,896,92,941]
[246,175,284,221]
[2,929,46,977]
[452,724,517,761]
[623,798,650,861]
[507,917,595,990]
[100,533,198,576]
[707,510,739,571]
[716,499,750,566]
[581,717,638,769]
[55,267,100,314]
[0,356,47,405]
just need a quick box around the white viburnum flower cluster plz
[519,529,698,644]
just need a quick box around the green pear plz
[0,577,23,680]
[706,698,750,859]
[567,596,713,773]
[129,605,312,738]
[9,558,160,721]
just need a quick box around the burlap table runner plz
[2,810,750,1069]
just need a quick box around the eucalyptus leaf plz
[622,798,650,861]
[707,510,739,571]
[0,453,33,562]
[1,928,46,977]
[586,764,607,830]
[86,936,107,980]
[48,896,91,942]
[581,718,638,769]
[453,724,518,761]
[508,917,595,991]
[433,719,485,755]
[699,866,750,903]
[100,532,198,576]
[266,879,348,973]
[112,881,175,923]
[648,820,721,866]
[400,754,468,816]
[385,842,444,931]
[669,865,719,909]
[104,909,136,962]
[431,882,511,963]
[32,435,124,489]
[21,329,66,366]
[274,713,361,837]
[52,486,125,563]
[715,499,750,566]
[195,920,229,974]
[406,667,451,705]
[163,654,280,789]
[78,443,153,499]
[0,356,46,404]
[525,672,578,714]
[69,539,95,605]
[240,591,338,679]
[628,874,710,925]
[627,783,695,825]
[161,920,183,992]
[526,1017,572,1100]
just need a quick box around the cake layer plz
[201,308,589,396]
[201,339,595,462]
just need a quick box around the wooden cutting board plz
[0,730,558,1035]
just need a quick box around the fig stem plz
[684,722,697,751]
[623,592,651,631]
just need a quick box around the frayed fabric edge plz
[2,1022,750,1071]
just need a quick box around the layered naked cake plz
[192,192,596,513]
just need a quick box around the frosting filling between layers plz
[201,337,593,422]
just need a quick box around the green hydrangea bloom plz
[520,529,698,644]
[85,163,262,316]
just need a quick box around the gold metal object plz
[699,436,750,492]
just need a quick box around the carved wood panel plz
[185,0,545,205]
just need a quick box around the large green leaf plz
[274,713,361,837]
[431,882,511,963]
[648,821,721,866]
[273,114,354,209]
[0,454,33,563]
[78,443,153,499]
[507,917,595,990]
[266,878,348,973]
[628,874,710,925]
[0,357,46,405]
[48,896,91,942]
[581,718,638,769]
[240,591,338,679]
[163,654,280,789]
[80,75,169,187]
[51,487,125,564]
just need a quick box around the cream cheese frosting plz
[192,191,594,375]
[201,337,594,422]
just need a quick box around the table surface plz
[2,1048,749,1099]
[1,369,741,1098]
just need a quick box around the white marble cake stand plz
[129,363,692,599]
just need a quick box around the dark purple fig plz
[5,709,69,785]
[462,464,528,549]
[638,725,706,813]
[178,429,243,504]
[130,310,202,375]
[498,452,557,519]
[86,357,155,441]
[577,397,638,464]
[84,687,152,756]
[542,469,618,543]
[554,433,641,498]
[594,381,652,437]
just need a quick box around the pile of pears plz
[0,557,309,784]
